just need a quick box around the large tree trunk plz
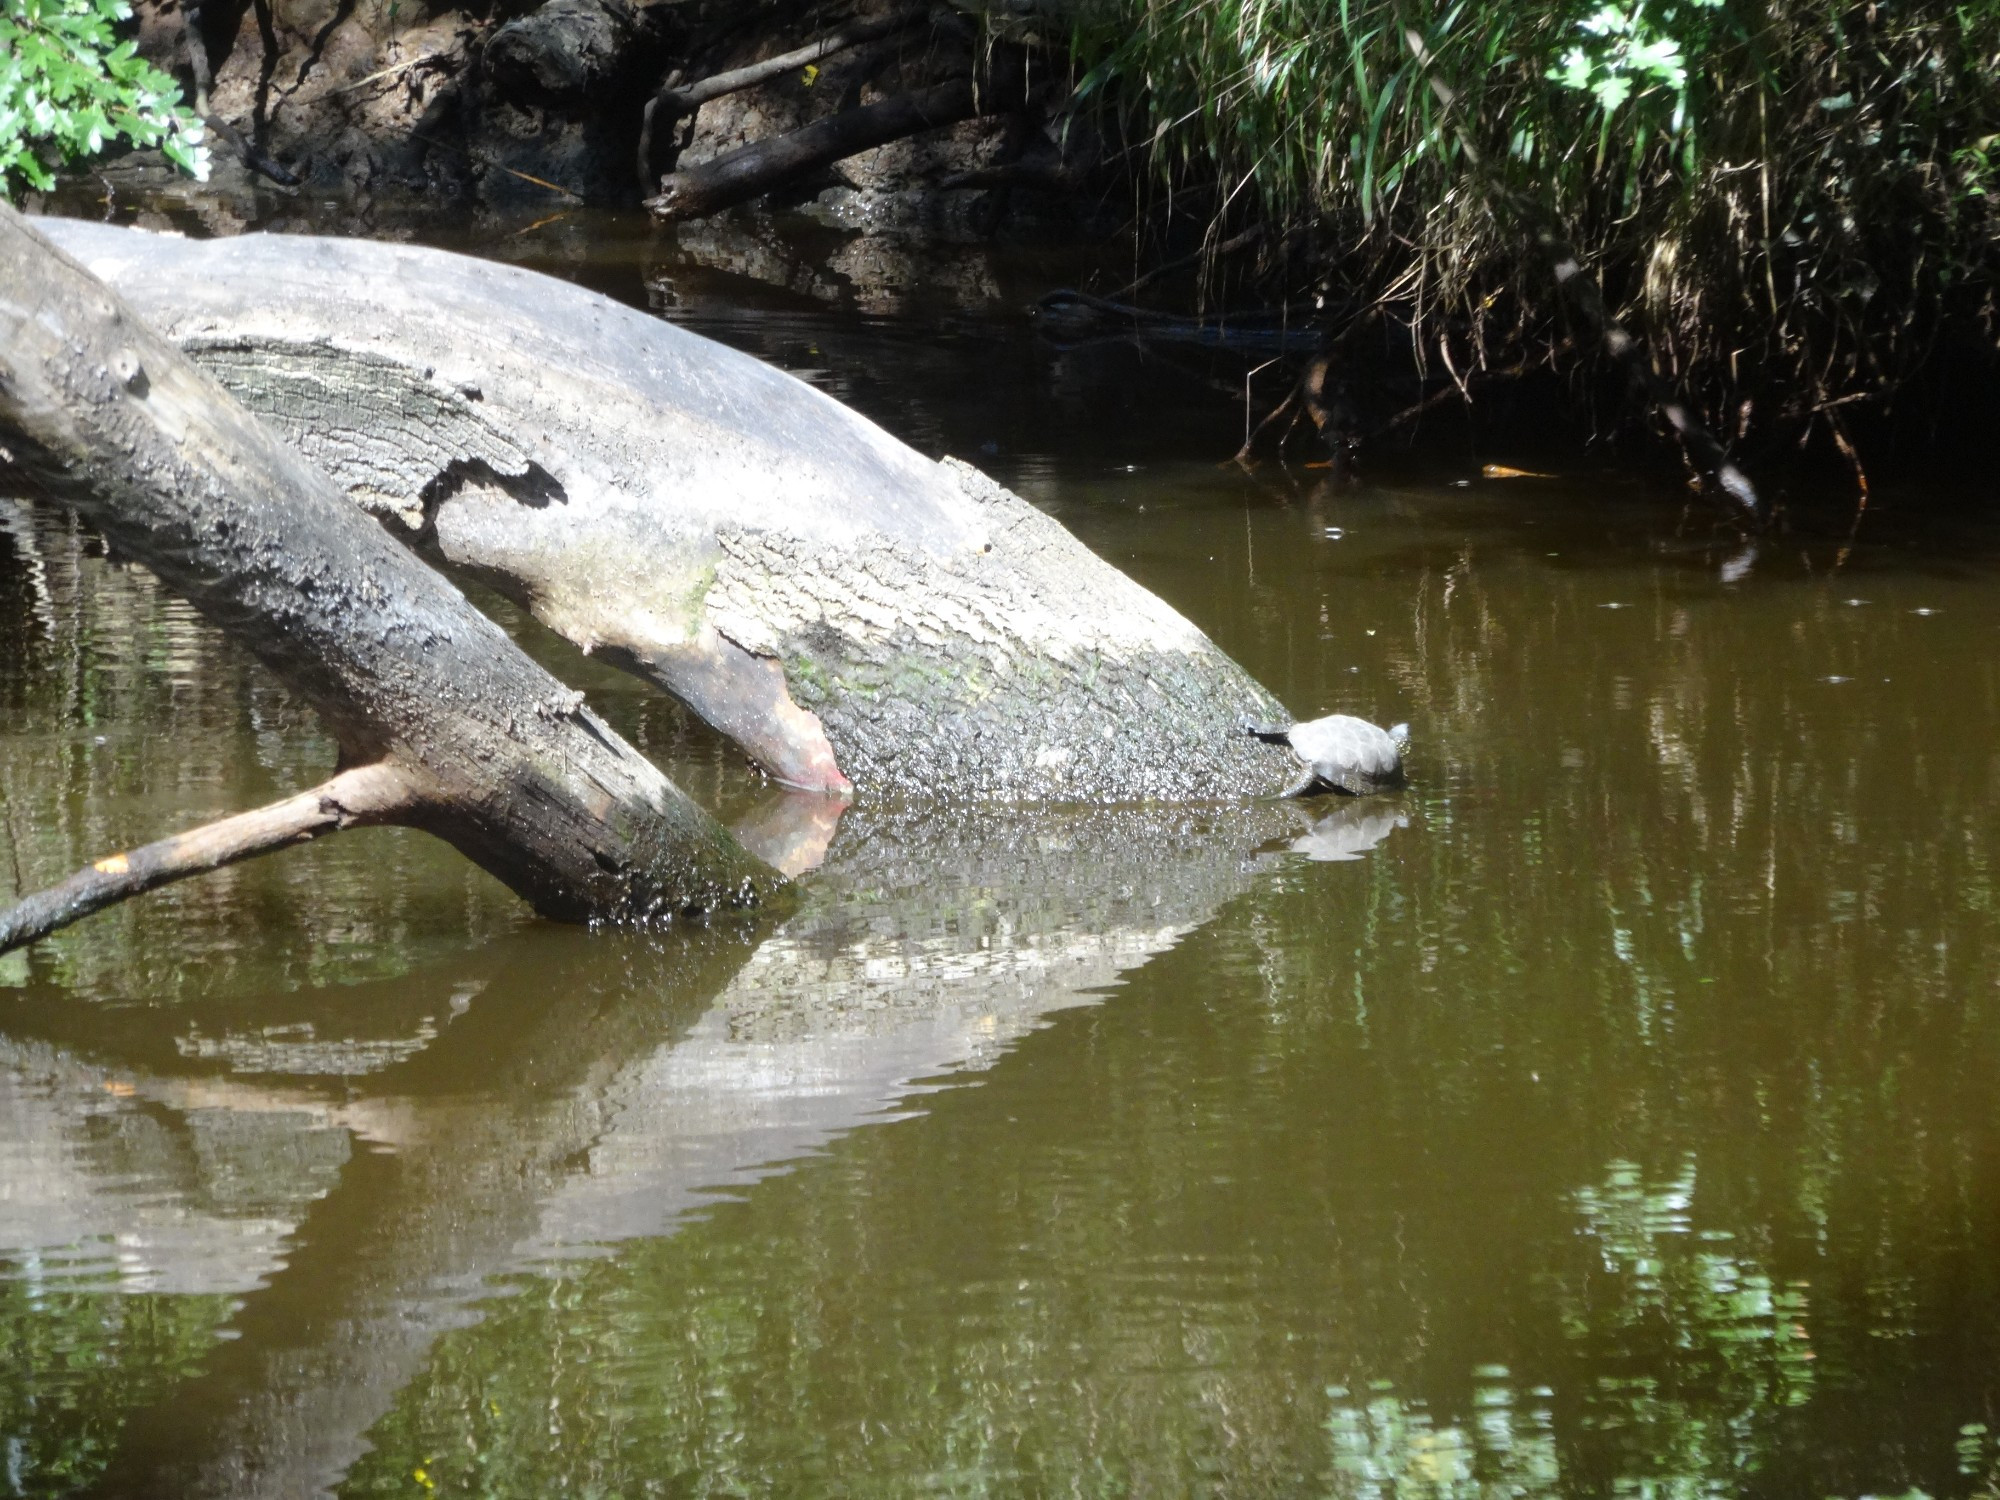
[37,219,1300,804]
[0,204,779,952]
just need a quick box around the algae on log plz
[0,205,778,952]
[38,218,1298,804]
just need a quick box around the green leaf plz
[1,0,208,197]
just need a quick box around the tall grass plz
[1067,0,2000,460]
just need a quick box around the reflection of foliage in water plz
[1567,1156,1814,1401]
[0,500,542,1005]
[299,514,2000,1494]
[13,486,2000,1494]
[1327,1372,1559,1499]
[1322,1156,1815,1499]
[0,1266,231,1496]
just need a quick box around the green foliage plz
[1070,0,2000,437]
[1548,0,1724,135]
[0,0,208,197]
[0,1273,235,1494]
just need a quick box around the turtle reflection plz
[1279,801,1410,863]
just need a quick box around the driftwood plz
[0,766,409,953]
[638,4,928,187]
[653,11,924,117]
[0,205,778,954]
[43,218,1299,804]
[647,76,991,222]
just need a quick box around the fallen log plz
[646,76,990,222]
[637,9,927,186]
[648,10,926,120]
[0,205,778,954]
[42,218,1298,804]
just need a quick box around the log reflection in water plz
[1,797,1391,1498]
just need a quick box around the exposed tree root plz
[1400,27,1762,520]
[184,0,302,184]
[1541,230,1761,519]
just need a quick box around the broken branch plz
[0,764,412,955]
[654,10,925,118]
[648,76,991,222]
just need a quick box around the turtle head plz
[1241,715,1295,746]
[1389,722,1411,749]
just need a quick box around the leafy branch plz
[0,0,208,197]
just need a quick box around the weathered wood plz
[654,10,925,119]
[0,766,410,953]
[0,204,779,951]
[637,10,927,186]
[41,218,1299,804]
[647,77,988,223]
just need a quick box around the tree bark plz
[647,76,988,222]
[653,10,925,118]
[637,10,927,185]
[0,203,780,953]
[37,218,1300,805]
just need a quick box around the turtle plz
[1244,714,1409,797]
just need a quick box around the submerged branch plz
[0,765,415,956]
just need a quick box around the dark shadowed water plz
[5,208,2000,1498]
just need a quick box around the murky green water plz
[7,211,2000,1498]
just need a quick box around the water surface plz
[4,212,2000,1498]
